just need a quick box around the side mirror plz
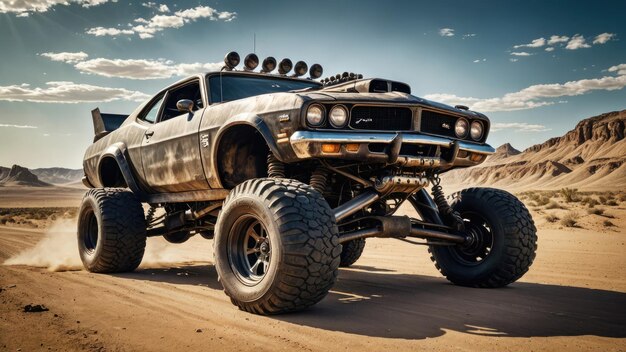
[176,99,194,113]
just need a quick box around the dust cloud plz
[4,219,214,272]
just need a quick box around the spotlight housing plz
[309,64,323,79]
[293,61,308,77]
[223,51,240,70]
[278,58,293,75]
[244,53,259,71]
[261,57,277,73]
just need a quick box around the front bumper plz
[289,131,495,170]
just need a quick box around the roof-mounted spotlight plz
[223,51,240,70]
[278,58,293,75]
[261,56,277,73]
[244,53,259,71]
[293,61,308,77]
[309,64,323,79]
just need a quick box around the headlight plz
[455,118,469,138]
[470,120,483,140]
[306,104,325,126]
[329,105,348,128]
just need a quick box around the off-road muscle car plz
[78,52,537,314]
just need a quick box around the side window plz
[159,80,202,122]
[140,95,164,123]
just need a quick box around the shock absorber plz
[267,153,285,178]
[431,175,465,231]
[310,166,330,194]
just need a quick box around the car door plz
[140,78,209,193]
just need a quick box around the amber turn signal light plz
[345,143,360,152]
[469,153,484,162]
[321,143,341,153]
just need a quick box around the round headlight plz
[306,105,324,126]
[455,118,469,138]
[470,120,483,140]
[329,105,349,128]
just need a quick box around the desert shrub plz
[603,220,615,227]
[545,201,561,209]
[0,217,7,225]
[587,208,604,215]
[560,211,579,227]
[544,214,559,223]
[599,196,608,205]
[560,188,579,202]
[536,196,551,206]
[607,200,618,206]
[619,194,626,202]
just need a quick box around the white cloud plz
[473,58,487,63]
[86,5,236,39]
[73,58,222,79]
[0,81,149,103]
[0,0,110,15]
[545,47,555,52]
[490,123,550,132]
[511,52,533,56]
[423,64,626,112]
[439,28,454,37]
[0,124,38,129]
[86,27,134,36]
[509,58,519,62]
[40,51,89,63]
[513,37,546,48]
[593,32,616,44]
[141,2,168,12]
[565,34,591,50]
[41,53,223,79]
[547,35,569,45]
[608,63,626,76]
[462,33,476,39]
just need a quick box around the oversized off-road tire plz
[214,178,341,315]
[339,238,366,267]
[428,188,537,288]
[77,188,146,273]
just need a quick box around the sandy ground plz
[1,187,625,351]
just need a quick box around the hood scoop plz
[320,78,411,94]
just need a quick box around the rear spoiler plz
[91,108,128,142]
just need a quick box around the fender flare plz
[212,114,280,161]
[97,142,145,196]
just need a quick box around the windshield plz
[208,74,320,103]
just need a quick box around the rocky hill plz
[31,167,83,185]
[0,165,52,187]
[442,110,626,191]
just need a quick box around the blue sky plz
[1,0,625,168]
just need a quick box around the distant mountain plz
[488,143,521,162]
[443,109,626,191]
[32,167,83,185]
[0,165,51,187]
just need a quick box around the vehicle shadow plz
[114,263,626,340]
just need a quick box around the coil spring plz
[267,153,285,178]
[431,178,464,230]
[146,205,157,225]
[310,167,330,194]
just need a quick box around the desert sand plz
[1,186,625,352]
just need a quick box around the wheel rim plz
[448,212,494,265]
[83,209,99,254]
[227,215,271,285]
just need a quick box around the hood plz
[296,90,487,120]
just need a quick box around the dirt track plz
[1,220,625,351]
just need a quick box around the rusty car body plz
[77,52,537,315]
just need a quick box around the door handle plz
[145,130,154,138]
